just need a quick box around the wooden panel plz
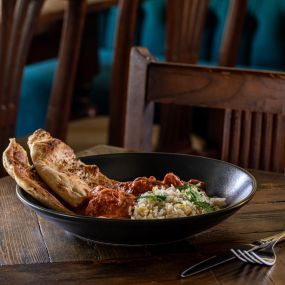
[0,177,49,265]
[147,63,285,114]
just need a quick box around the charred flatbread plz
[2,139,73,214]
[28,129,116,208]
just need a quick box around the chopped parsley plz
[176,184,215,213]
[176,183,192,191]
[138,195,167,202]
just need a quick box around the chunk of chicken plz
[85,188,136,218]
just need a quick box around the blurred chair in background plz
[109,0,247,156]
[0,0,86,174]
[124,47,285,173]
[107,0,285,151]
[13,0,285,151]
[159,0,247,155]
[17,0,118,137]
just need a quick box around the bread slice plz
[28,129,117,208]
[3,139,73,214]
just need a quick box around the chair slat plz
[240,110,252,168]
[2,0,29,107]
[10,0,44,117]
[261,113,274,171]
[229,110,242,165]
[271,115,285,173]
[190,0,209,63]
[221,109,232,161]
[219,0,247,66]
[250,112,263,169]
[46,0,87,139]
[0,0,17,154]
[0,0,17,101]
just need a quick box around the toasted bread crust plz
[28,129,116,208]
[2,139,73,214]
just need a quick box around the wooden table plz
[0,145,285,284]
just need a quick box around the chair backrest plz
[159,0,247,152]
[0,0,43,154]
[0,0,86,174]
[0,0,87,175]
[125,47,285,173]
[109,0,247,148]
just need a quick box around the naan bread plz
[2,139,73,214]
[28,129,117,208]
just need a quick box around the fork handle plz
[260,231,285,244]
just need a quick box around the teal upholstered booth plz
[17,0,285,136]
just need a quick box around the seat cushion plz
[16,59,57,137]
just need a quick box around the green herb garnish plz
[139,195,167,202]
[176,184,215,212]
[176,183,192,191]
[186,189,215,212]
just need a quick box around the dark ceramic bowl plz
[16,153,257,246]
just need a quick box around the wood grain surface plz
[0,145,285,284]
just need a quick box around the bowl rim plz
[16,152,257,223]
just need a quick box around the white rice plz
[131,185,226,220]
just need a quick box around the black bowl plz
[16,153,257,246]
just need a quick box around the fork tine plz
[250,251,276,266]
[237,249,256,263]
[242,251,263,265]
[231,249,248,262]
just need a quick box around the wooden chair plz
[0,0,86,174]
[108,0,247,149]
[159,0,247,153]
[124,47,285,173]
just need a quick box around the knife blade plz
[181,243,265,278]
[181,252,235,277]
